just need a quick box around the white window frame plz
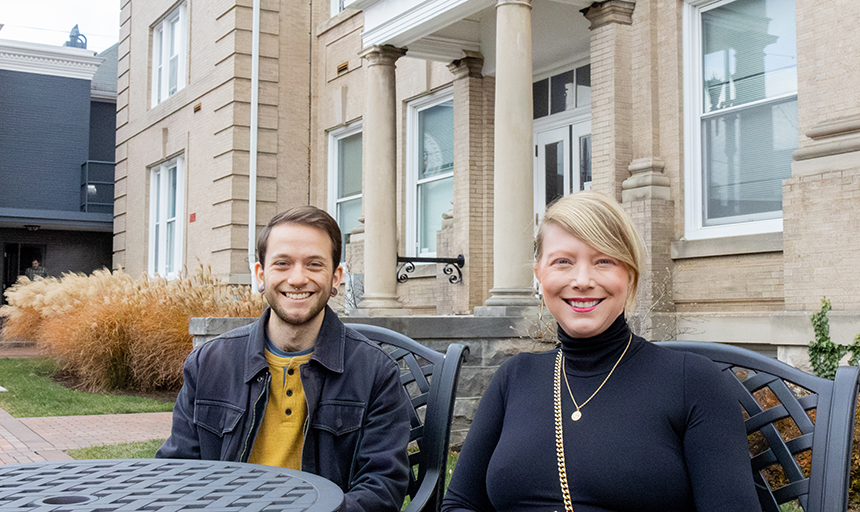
[148,155,185,279]
[327,121,363,261]
[330,0,345,17]
[682,0,794,240]
[405,88,454,257]
[151,2,187,107]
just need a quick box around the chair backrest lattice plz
[656,341,860,512]
[347,323,468,512]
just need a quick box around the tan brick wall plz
[588,8,633,201]
[795,0,860,148]
[117,0,311,283]
[672,252,785,313]
[783,168,860,311]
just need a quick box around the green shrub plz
[1,266,265,392]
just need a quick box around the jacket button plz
[286,390,293,397]
[336,418,343,429]
[285,409,292,415]
[257,376,263,382]
[287,368,295,375]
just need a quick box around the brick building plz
[118,0,860,372]
[0,37,116,304]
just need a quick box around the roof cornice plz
[0,39,103,80]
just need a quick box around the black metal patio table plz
[0,459,344,511]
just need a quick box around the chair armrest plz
[819,365,860,512]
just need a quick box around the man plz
[24,259,48,280]
[157,206,411,512]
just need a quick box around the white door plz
[534,120,592,228]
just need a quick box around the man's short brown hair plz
[256,206,342,267]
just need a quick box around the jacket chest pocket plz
[312,401,365,435]
[194,400,245,437]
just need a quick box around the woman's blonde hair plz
[535,191,645,312]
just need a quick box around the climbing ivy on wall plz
[808,297,860,380]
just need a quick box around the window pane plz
[154,224,160,271]
[154,172,161,222]
[338,132,362,198]
[418,100,454,180]
[169,18,177,55]
[166,220,175,274]
[167,166,177,219]
[169,55,178,96]
[550,70,574,115]
[533,78,549,119]
[337,197,362,261]
[702,0,797,113]
[576,64,591,108]
[418,176,453,254]
[702,97,796,222]
[579,135,592,191]
[86,184,113,204]
[544,141,564,206]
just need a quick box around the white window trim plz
[148,155,185,279]
[150,2,187,108]
[327,121,363,245]
[405,88,454,257]
[682,0,786,240]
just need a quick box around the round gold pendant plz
[571,410,582,421]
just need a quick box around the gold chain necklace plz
[553,350,574,512]
[553,336,632,512]
[562,334,631,421]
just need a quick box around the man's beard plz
[265,283,330,327]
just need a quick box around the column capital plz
[448,51,484,79]
[358,45,407,68]
[582,0,635,30]
[496,0,532,9]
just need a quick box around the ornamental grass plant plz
[0,266,265,392]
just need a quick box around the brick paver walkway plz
[0,407,172,465]
[1,342,173,465]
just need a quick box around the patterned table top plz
[0,459,344,511]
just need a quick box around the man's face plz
[32,260,39,268]
[255,223,342,328]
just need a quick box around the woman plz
[442,191,760,512]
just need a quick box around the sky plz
[0,0,120,53]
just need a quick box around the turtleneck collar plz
[558,314,634,376]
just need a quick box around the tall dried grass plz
[0,266,265,392]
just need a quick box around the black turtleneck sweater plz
[442,315,761,512]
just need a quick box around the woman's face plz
[535,223,630,338]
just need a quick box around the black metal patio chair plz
[656,341,860,512]
[347,323,468,512]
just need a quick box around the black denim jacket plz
[157,306,411,512]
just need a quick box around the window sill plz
[671,232,783,259]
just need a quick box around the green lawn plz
[67,439,166,460]
[0,357,174,418]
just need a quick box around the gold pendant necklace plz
[562,333,631,421]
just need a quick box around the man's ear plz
[331,264,344,291]
[254,261,265,292]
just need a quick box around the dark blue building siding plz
[88,100,116,163]
[0,69,91,212]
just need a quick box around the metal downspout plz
[249,0,261,287]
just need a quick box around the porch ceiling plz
[348,0,594,67]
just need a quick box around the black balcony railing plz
[81,160,115,214]
[397,254,465,284]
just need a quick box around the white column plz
[356,45,407,313]
[480,0,540,313]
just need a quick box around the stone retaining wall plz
[189,314,554,445]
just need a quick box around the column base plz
[475,287,540,317]
[354,293,406,315]
[348,308,414,317]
